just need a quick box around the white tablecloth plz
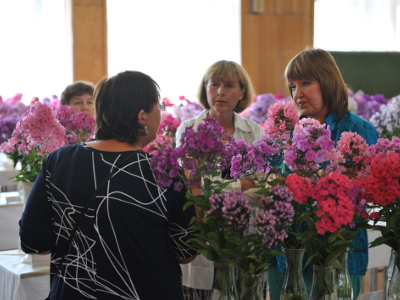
[0,192,23,251]
[0,250,50,300]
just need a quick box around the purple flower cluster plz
[151,115,230,190]
[370,95,400,138]
[230,136,280,180]
[250,184,294,248]
[284,119,335,175]
[207,190,253,230]
[173,101,204,122]
[0,94,29,143]
[246,93,290,124]
[349,90,388,121]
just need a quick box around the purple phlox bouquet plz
[55,105,95,144]
[349,89,388,121]
[143,113,181,154]
[284,118,336,177]
[171,96,204,122]
[0,101,66,182]
[370,95,400,139]
[245,93,291,124]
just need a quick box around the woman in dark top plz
[19,71,199,300]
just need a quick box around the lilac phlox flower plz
[206,190,253,229]
[173,101,204,122]
[247,93,289,124]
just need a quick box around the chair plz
[359,290,383,300]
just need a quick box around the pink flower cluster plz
[328,131,371,178]
[0,102,66,156]
[56,105,95,144]
[262,101,299,142]
[143,113,180,154]
[207,190,253,230]
[284,119,335,175]
[251,184,294,248]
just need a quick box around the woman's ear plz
[137,109,148,125]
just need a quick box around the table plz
[0,250,50,300]
[0,192,23,251]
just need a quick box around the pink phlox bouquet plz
[246,93,291,124]
[0,101,66,181]
[262,101,299,143]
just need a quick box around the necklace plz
[133,143,142,150]
[221,126,235,140]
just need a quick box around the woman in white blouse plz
[176,60,264,300]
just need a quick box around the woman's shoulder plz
[340,112,379,144]
[234,113,263,136]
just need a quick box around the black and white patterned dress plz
[19,144,198,300]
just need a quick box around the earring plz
[144,126,149,135]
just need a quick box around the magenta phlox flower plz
[263,101,299,143]
[150,147,183,190]
[207,190,253,230]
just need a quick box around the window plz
[107,0,241,103]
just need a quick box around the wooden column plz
[72,0,107,85]
[241,0,314,95]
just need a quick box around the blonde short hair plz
[198,60,254,113]
[284,48,348,122]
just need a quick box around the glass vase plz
[386,249,396,299]
[336,250,353,300]
[280,248,307,300]
[209,262,239,300]
[310,265,338,300]
[239,273,264,300]
[388,251,400,300]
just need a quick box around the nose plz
[217,86,224,95]
[81,102,88,112]
[292,86,302,100]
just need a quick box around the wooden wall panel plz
[242,0,314,95]
[72,0,107,85]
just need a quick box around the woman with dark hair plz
[19,71,199,300]
[176,60,264,300]
[61,80,95,117]
[268,48,379,300]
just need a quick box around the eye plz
[289,84,296,90]
[303,81,311,86]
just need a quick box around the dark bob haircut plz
[94,71,160,145]
[60,81,95,105]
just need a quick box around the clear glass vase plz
[239,273,264,300]
[280,248,307,300]
[388,251,400,300]
[386,249,396,299]
[336,250,353,300]
[310,265,338,300]
[209,262,239,300]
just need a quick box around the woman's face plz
[205,79,244,114]
[69,93,95,117]
[289,79,328,124]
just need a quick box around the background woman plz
[61,80,95,117]
[176,60,264,300]
[268,48,379,300]
[19,71,198,300]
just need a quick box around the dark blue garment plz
[272,111,379,275]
